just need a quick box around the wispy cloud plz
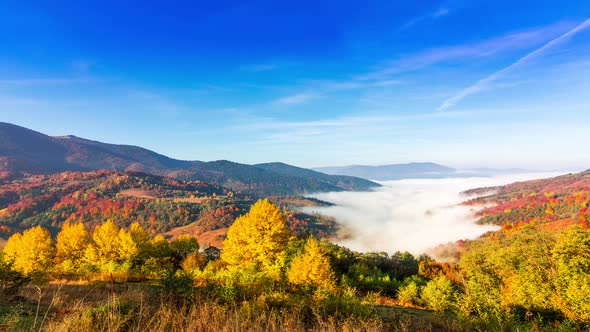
[238,110,474,135]
[361,21,570,80]
[238,110,480,147]
[240,63,278,72]
[438,18,590,111]
[399,7,450,31]
[191,84,234,94]
[432,8,450,18]
[317,79,402,91]
[71,59,95,73]
[273,93,316,105]
[0,78,92,86]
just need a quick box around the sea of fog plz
[304,172,563,255]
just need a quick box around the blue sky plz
[1,0,590,170]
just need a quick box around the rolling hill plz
[0,122,379,195]
[463,169,590,230]
[0,170,339,247]
[254,162,376,191]
[313,162,456,181]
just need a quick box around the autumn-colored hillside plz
[0,122,379,196]
[463,170,590,231]
[0,170,338,246]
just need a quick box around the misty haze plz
[306,173,562,255]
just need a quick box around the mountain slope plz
[255,162,378,191]
[463,170,590,229]
[313,162,456,181]
[0,122,379,195]
[0,170,339,246]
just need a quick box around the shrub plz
[397,282,421,306]
[421,276,456,312]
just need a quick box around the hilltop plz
[313,162,456,181]
[0,122,379,196]
[463,169,590,230]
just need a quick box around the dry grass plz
[1,283,447,332]
[43,298,388,332]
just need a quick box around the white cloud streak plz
[240,63,278,72]
[273,93,316,105]
[0,78,92,86]
[438,18,590,111]
[399,7,450,31]
[360,22,569,81]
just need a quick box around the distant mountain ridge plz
[313,162,456,181]
[0,122,379,195]
[254,162,374,191]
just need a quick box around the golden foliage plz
[181,252,205,272]
[56,222,90,263]
[552,226,590,322]
[287,237,335,290]
[221,199,292,275]
[129,221,152,256]
[118,228,139,261]
[84,219,122,265]
[2,226,54,275]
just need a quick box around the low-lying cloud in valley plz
[305,173,562,255]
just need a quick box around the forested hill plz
[254,162,376,191]
[0,122,379,195]
[463,169,590,230]
[0,171,240,235]
[313,162,456,181]
[0,170,338,247]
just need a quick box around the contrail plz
[438,18,590,111]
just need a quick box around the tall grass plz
[3,282,400,331]
[44,297,387,332]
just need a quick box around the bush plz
[397,282,421,306]
[0,256,30,296]
[159,270,196,304]
[421,276,456,312]
[343,263,400,295]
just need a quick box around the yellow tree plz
[85,219,122,266]
[2,226,55,275]
[2,233,22,266]
[552,226,590,322]
[118,228,139,261]
[287,237,335,290]
[128,222,152,258]
[221,199,292,275]
[56,222,91,265]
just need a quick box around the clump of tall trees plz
[3,220,200,278]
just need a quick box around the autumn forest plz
[0,142,589,332]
